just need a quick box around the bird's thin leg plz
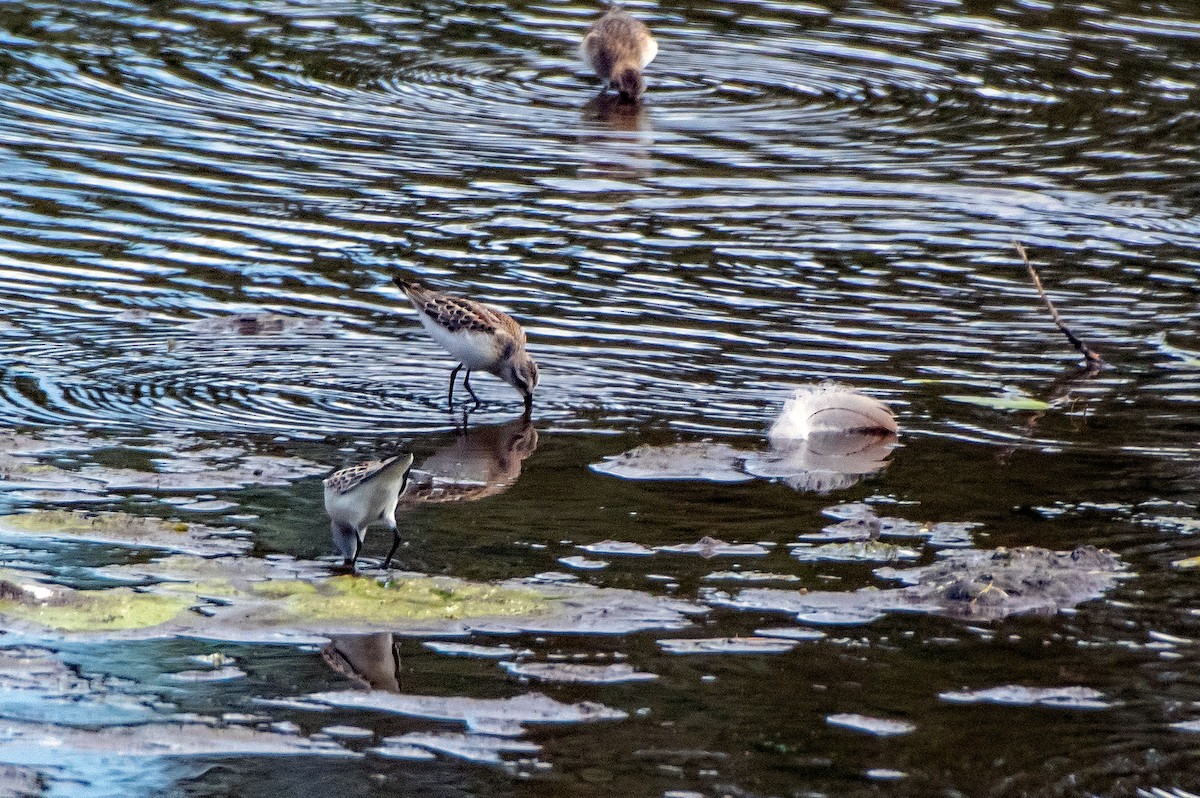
[383,528,402,570]
[523,393,533,418]
[463,369,482,406]
[350,530,362,571]
[447,363,463,408]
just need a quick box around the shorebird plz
[323,453,414,570]
[393,276,539,413]
[582,7,658,101]
[768,384,898,442]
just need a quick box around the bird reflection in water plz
[579,93,654,179]
[582,91,650,133]
[401,414,538,506]
[321,633,401,691]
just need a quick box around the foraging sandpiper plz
[393,276,539,413]
[323,452,414,570]
[582,7,658,101]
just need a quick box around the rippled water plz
[1,0,1200,795]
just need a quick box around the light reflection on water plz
[0,0,1199,795]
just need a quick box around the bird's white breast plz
[640,37,658,69]
[416,312,499,371]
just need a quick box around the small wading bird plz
[323,453,414,571]
[582,6,658,101]
[768,384,898,442]
[393,276,539,413]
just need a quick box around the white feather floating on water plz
[769,384,898,442]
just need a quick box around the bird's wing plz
[324,455,409,495]
[407,286,506,335]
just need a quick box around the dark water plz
[1,0,1200,795]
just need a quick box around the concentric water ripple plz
[0,0,1197,449]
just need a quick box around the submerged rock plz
[558,555,609,570]
[875,545,1127,618]
[657,637,799,655]
[591,432,897,494]
[304,690,627,736]
[0,765,42,798]
[374,732,536,765]
[578,540,656,557]
[753,626,827,641]
[790,541,920,563]
[939,685,1112,710]
[163,666,247,683]
[81,455,327,492]
[95,553,328,586]
[0,718,355,761]
[0,574,194,634]
[241,575,547,626]
[188,313,329,336]
[590,442,752,483]
[0,646,162,726]
[424,642,525,659]
[657,537,772,558]
[710,546,1127,623]
[499,662,658,684]
[826,713,916,737]
[471,579,700,635]
[811,503,980,549]
[4,555,699,640]
[0,458,107,495]
[0,510,251,557]
[702,570,801,583]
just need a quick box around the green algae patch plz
[253,576,548,623]
[0,510,251,557]
[944,394,1052,412]
[0,584,192,633]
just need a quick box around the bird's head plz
[500,351,539,411]
[615,67,645,101]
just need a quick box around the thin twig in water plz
[1012,240,1104,371]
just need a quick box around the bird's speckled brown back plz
[324,454,410,496]
[396,279,526,343]
[582,8,656,84]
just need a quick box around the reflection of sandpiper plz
[393,276,539,414]
[323,453,414,571]
[402,415,538,506]
[322,633,401,691]
[582,7,658,101]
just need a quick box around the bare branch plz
[1012,240,1104,371]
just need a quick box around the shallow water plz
[1,0,1200,795]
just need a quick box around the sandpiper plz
[323,453,414,570]
[769,384,898,442]
[582,7,658,101]
[393,276,539,413]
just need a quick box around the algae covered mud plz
[2,0,1200,796]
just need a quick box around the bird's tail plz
[380,452,415,475]
[391,270,422,295]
